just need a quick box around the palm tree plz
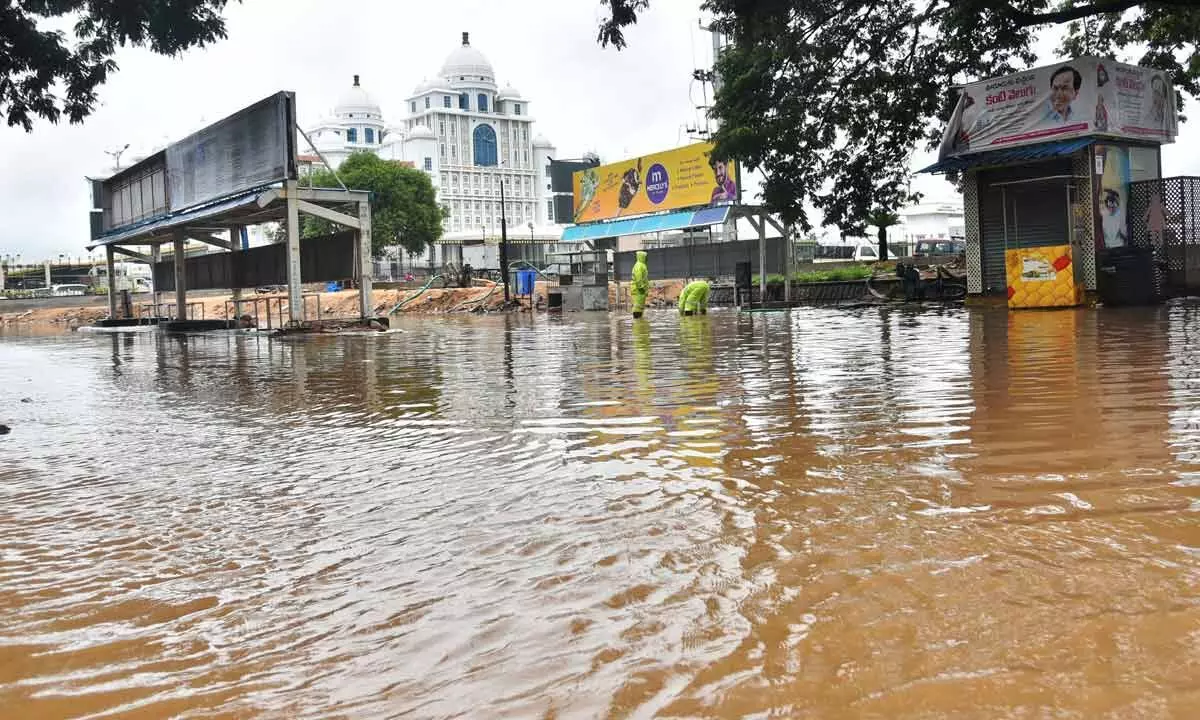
[865,209,901,261]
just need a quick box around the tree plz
[1,1,234,131]
[306,153,444,258]
[865,209,901,262]
[598,0,1199,233]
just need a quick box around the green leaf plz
[305,153,445,258]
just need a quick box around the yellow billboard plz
[572,142,738,224]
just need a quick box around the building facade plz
[303,32,563,271]
[897,202,966,246]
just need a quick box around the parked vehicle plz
[51,284,88,297]
[913,239,965,257]
[815,244,907,263]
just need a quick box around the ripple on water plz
[1,307,1198,717]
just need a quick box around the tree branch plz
[1004,0,1195,27]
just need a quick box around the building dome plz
[498,84,521,99]
[412,77,442,95]
[440,32,495,83]
[532,133,554,148]
[409,124,436,140]
[336,75,381,118]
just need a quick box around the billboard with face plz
[937,57,1178,159]
[571,143,738,224]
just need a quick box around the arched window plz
[477,93,489,113]
[473,124,497,166]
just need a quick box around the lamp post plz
[499,171,510,304]
[104,143,130,172]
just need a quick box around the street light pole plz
[104,143,130,172]
[499,172,510,304]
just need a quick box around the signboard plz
[572,142,738,224]
[938,57,1178,159]
[550,158,599,193]
[92,151,170,238]
[166,91,297,212]
[1006,245,1083,309]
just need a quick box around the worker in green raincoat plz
[678,280,710,316]
[631,250,649,318]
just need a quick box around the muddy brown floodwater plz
[1,306,1198,719]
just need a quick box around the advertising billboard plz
[572,142,738,224]
[92,151,169,238]
[938,57,1178,159]
[167,91,297,212]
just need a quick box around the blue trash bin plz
[515,270,536,297]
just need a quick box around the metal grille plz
[976,158,1074,295]
[1128,176,1200,295]
[1071,150,1097,289]
[964,172,982,294]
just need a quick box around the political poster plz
[938,57,1178,159]
[571,142,738,224]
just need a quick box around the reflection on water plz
[2,307,1198,718]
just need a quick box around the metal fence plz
[1128,176,1200,295]
[614,237,788,281]
[153,231,357,291]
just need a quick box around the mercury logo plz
[645,163,669,204]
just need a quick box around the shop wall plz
[964,172,982,294]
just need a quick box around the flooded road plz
[1,306,1198,718]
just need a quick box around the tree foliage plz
[866,209,901,261]
[599,0,1199,233]
[306,153,445,258]
[1,1,234,131]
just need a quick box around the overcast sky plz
[1,0,1197,259]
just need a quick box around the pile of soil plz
[1,279,693,327]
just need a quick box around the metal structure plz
[1128,176,1200,294]
[88,184,372,326]
[614,236,789,281]
[224,293,323,331]
[563,204,788,305]
[86,92,374,326]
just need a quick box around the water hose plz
[451,281,499,312]
[507,260,555,279]
[389,274,442,314]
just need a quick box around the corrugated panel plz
[88,190,264,248]
[980,184,1008,294]
[1007,184,1070,249]
[978,158,1074,294]
[561,206,731,242]
[919,138,1094,174]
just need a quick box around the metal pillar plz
[757,212,767,303]
[43,260,51,290]
[285,180,304,324]
[173,233,187,320]
[230,225,242,320]
[783,221,792,305]
[357,199,373,318]
[150,244,162,317]
[105,245,118,318]
[500,178,510,304]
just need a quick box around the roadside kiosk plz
[921,57,1179,308]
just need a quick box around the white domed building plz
[302,32,563,270]
[305,75,389,169]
